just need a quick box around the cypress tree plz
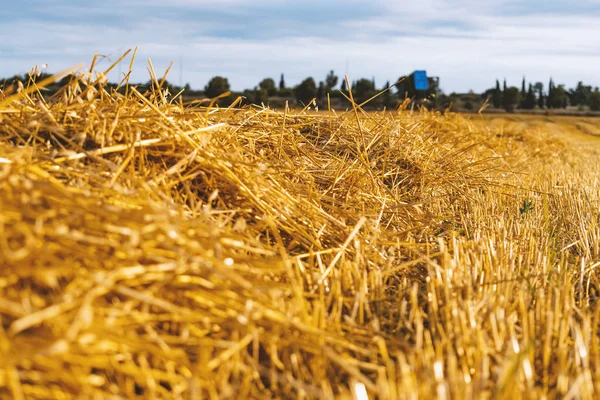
[523,83,536,109]
[548,78,555,108]
[519,77,527,108]
[382,80,393,108]
[493,79,502,108]
[279,73,285,90]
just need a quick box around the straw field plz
[2,62,600,399]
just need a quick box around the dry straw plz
[1,53,600,399]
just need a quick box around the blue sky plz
[1,0,599,93]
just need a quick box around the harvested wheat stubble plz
[1,63,600,399]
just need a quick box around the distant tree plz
[259,78,277,96]
[161,79,176,94]
[317,81,326,101]
[502,86,521,113]
[325,70,338,91]
[463,99,474,110]
[492,79,502,108]
[503,79,507,92]
[204,76,230,98]
[278,88,294,97]
[522,84,536,109]
[254,87,269,104]
[484,88,496,100]
[548,83,568,109]
[533,82,544,109]
[340,79,347,93]
[58,74,74,86]
[590,89,600,111]
[537,94,545,109]
[381,80,394,108]
[519,77,527,108]
[278,87,294,97]
[241,89,256,106]
[294,77,317,105]
[569,81,593,108]
[279,73,286,90]
[353,78,376,104]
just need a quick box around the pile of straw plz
[1,59,600,399]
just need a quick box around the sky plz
[1,0,599,94]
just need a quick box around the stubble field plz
[1,67,600,399]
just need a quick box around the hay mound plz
[1,66,600,399]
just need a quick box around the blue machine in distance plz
[413,70,429,91]
[395,70,438,102]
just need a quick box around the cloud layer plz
[1,0,599,93]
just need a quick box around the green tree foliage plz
[254,88,269,104]
[325,70,338,91]
[534,82,544,109]
[279,73,285,90]
[259,78,277,96]
[340,79,347,93]
[59,74,74,86]
[204,76,230,98]
[241,89,256,106]
[568,82,593,107]
[547,84,568,109]
[353,78,376,104]
[492,79,502,108]
[317,81,326,101]
[590,89,600,111]
[538,94,545,109]
[294,77,317,105]
[278,88,293,98]
[502,87,521,113]
[381,80,394,109]
[519,77,527,108]
[522,84,537,110]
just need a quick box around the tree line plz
[2,70,600,113]
[485,78,600,112]
[191,73,600,112]
[205,71,402,110]
[0,70,427,110]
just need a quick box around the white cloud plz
[1,1,599,93]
